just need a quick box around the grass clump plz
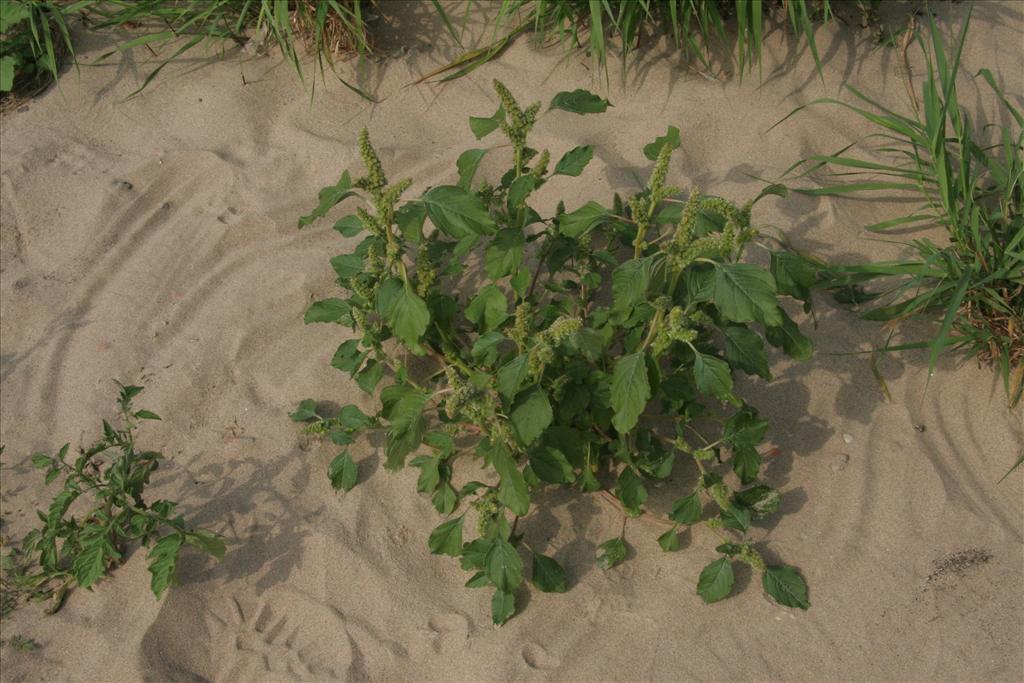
[0,0,86,104]
[294,80,813,624]
[777,9,1023,407]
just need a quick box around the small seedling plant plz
[295,81,812,624]
[5,384,223,613]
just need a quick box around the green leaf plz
[612,259,649,314]
[507,175,537,212]
[510,387,553,447]
[382,386,428,470]
[469,105,503,139]
[330,253,363,279]
[74,535,114,590]
[610,352,651,434]
[491,589,515,625]
[528,447,574,484]
[134,410,161,421]
[485,536,523,593]
[395,201,427,242]
[723,325,771,380]
[333,339,365,373]
[428,516,464,557]
[333,214,363,237]
[732,445,762,485]
[421,185,496,238]
[669,492,702,525]
[720,505,751,532]
[554,145,594,176]
[298,171,356,229]
[643,125,681,161]
[713,264,782,327]
[466,285,509,332]
[615,467,648,515]
[765,315,813,361]
[493,444,530,515]
[725,409,769,449]
[304,298,351,324]
[379,281,430,349]
[692,351,733,400]
[497,355,529,401]
[771,251,817,306]
[31,454,52,470]
[456,148,489,189]
[549,89,611,114]
[484,229,525,280]
[147,534,184,599]
[184,530,225,560]
[763,565,810,609]
[531,553,568,592]
[733,485,781,518]
[289,399,318,422]
[355,360,384,393]
[337,405,371,429]
[596,537,626,570]
[558,201,609,238]
[432,482,458,514]
[697,557,734,603]
[328,452,358,491]
[657,527,681,552]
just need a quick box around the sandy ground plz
[1,1,1022,681]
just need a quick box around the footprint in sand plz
[521,643,560,670]
[426,612,470,654]
[203,589,354,681]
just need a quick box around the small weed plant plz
[2,384,223,614]
[0,0,85,98]
[295,81,812,624]
[777,10,1023,408]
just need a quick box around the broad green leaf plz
[328,452,358,491]
[528,446,574,484]
[720,505,751,532]
[507,175,537,212]
[765,315,813,361]
[466,285,509,332]
[305,298,351,324]
[333,214,363,237]
[763,565,810,609]
[549,89,611,114]
[330,253,363,279]
[395,201,427,242]
[184,530,225,560]
[554,145,594,176]
[134,410,161,421]
[471,330,505,365]
[596,537,626,570]
[771,251,817,306]
[421,185,496,238]
[432,482,458,514]
[298,171,356,228]
[31,454,52,470]
[643,125,681,160]
[558,201,610,238]
[669,492,702,525]
[697,557,734,603]
[713,264,782,326]
[724,409,769,449]
[485,536,523,592]
[723,325,771,380]
[331,339,365,373]
[531,553,568,592]
[497,355,529,400]
[289,399,318,422]
[612,259,649,313]
[734,485,781,518]
[428,516,464,556]
[692,352,733,400]
[615,467,648,515]
[356,360,384,393]
[510,387,553,446]
[610,352,651,434]
[491,589,515,625]
[469,105,503,139]
[384,282,431,349]
[731,445,762,485]
[337,405,371,429]
[456,148,489,189]
[658,527,681,552]
[484,229,525,280]
[74,534,115,590]
[147,534,183,598]
[493,444,530,515]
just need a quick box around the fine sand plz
[1,1,1022,681]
